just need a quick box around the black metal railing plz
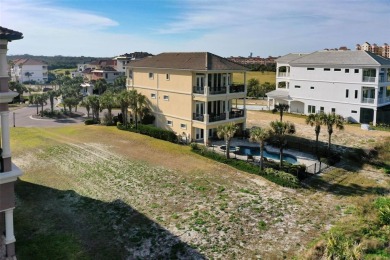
[230,84,245,93]
[193,113,204,122]
[209,87,227,94]
[209,113,226,122]
[229,109,244,118]
[193,86,205,94]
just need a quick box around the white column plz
[243,72,247,95]
[204,128,208,145]
[5,209,15,244]
[226,73,229,93]
[204,101,208,122]
[225,100,229,119]
[373,109,377,126]
[205,73,209,96]
[0,40,9,78]
[1,111,11,158]
[288,101,291,112]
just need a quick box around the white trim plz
[0,164,23,184]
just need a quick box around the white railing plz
[362,76,376,82]
[278,72,290,77]
[379,96,390,104]
[361,97,375,104]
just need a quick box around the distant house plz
[113,52,153,72]
[267,50,390,125]
[127,52,248,144]
[10,58,48,83]
[76,59,124,83]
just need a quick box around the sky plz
[1,0,390,58]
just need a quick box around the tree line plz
[246,78,276,99]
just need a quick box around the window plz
[320,107,324,112]
[334,68,341,71]
[307,68,315,70]
[331,108,336,113]
[351,110,357,113]
[151,93,156,99]
[346,89,349,98]
[149,72,154,79]
[324,68,331,71]
[355,90,358,99]
[294,85,301,88]
[310,86,315,89]
[166,74,170,80]
[354,69,359,73]
[163,95,169,101]
[345,69,349,73]
[167,120,173,126]
[180,123,187,129]
[308,105,316,113]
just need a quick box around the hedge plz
[191,146,300,188]
[117,123,177,143]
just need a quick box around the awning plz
[266,90,293,101]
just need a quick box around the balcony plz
[361,97,375,104]
[193,86,227,95]
[278,72,290,77]
[209,113,226,122]
[363,76,376,82]
[379,96,390,104]
[229,109,244,118]
[193,113,204,122]
[230,84,245,93]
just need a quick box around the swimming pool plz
[220,145,298,164]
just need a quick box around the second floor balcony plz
[363,76,376,83]
[192,109,245,123]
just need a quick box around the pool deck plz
[209,138,318,166]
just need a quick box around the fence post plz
[314,163,317,174]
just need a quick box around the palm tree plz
[321,113,344,156]
[249,127,270,170]
[85,95,100,122]
[24,71,33,84]
[272,103,289,122]
[47,90,60,113]
[269,121,296,167]
[100,90,116,124]
[94,79,108,95]
[217,123,238,159]
[128,89,148,129]
[117,90,131,126]
[37,93,48,115]
[306,113,324,159]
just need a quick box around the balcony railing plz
[193,86,227,95]
[230,84,245,93]
[379,96,390,104]
[278,72,290,77]
[209,113,226,122]
[193,87,205,94]
[229,109,244,119]
[193,113,204,122]
[363,76,376,82]
[361,97,375,104]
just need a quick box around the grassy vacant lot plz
[51,68,77,75]
[233,71,276,84]
[11,123,389,259]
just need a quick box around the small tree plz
[85,95,100,122]
[24,71,33,84]
[217,123,238,159]
[306,113,324,159]
[269,121,296,167]
[37,93,48,115]
[247,78,260,98]
[272,103,289,122]
[321,113,344,157]
[100,90,115,124]
[249,127,270,170]
[117,90,131,126]
[9,81,27,102]
[29,94,39,115]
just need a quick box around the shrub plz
[374,197,390,225]
[190,143,199,151]
[84,119,98,125]
[117,124,177,143]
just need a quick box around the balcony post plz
[244,72,247,95]
[225,100,229,120]
[226,73,229,93]
[204,114,209,123]
[205,73,209,96]
[373,108,377,126]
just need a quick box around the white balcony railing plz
[362,76,376,82]
[379,96,390,104]
[361,97,375,104]
[278,72,290,77]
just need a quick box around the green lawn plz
[10,125,390,259]
[51,68,77,75]
[233,71,276,84]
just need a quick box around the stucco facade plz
[127,52,247,144]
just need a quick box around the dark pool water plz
[220,145,298,164]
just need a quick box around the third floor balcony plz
[193,84,245,96]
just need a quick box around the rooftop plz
[285,50,390,66]
[129,52,247,71]
[0,26,23,41]
[12,58,47,66]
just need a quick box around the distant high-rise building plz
[356,42,390,58]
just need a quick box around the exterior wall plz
[17,64,48,83]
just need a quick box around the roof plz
[129,52,248,71]
[12,58,47,66]
[0,26,23,41]
[276,53,308,64]
[288,50,390,66]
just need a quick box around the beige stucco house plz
[126,52,248,144]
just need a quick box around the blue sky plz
[1,0,390,58]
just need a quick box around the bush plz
[190,142,199,151]
[374,197,390,225]
[84,119,98,125]
[117,124,177,143]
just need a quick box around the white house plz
[10,58,48,83]
[267,50,390,125]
